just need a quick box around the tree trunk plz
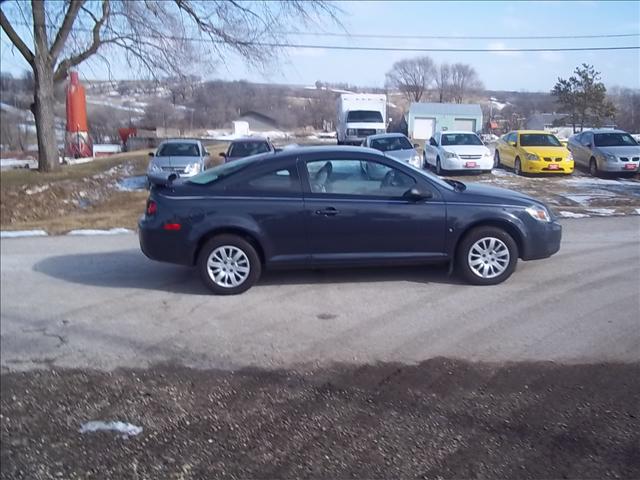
[32,61,60,172]
[32,0,60,172]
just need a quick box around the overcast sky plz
[1,0,639,92]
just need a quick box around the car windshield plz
[519,134,562,147]
[157,142,200,157]
[346,110,383,123]
[228,141,270,157]
[594,132,638,147]
[370,136,413,152]
[440,133,483,146]
[188,155,258,185]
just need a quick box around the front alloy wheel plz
[198,234,261,294]
[436,157,443,175]
[514,157,522,176]
[457,226,518,285]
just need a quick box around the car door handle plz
[315,207,339,216]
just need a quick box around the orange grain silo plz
[65,71,92,158]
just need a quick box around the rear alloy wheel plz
[589,157,599,177]
[457,226,518,285]
[514,157,522,176]
[198,234,261,294]
[494,150,501,168]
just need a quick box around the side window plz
[304,159,415,198]
[227,167,300,195]
[581,133,592,146]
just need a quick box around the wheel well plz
[455,220,525,259]
[193,228,265,265]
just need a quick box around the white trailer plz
[336,94,387,145]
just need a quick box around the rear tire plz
[197,234,261,295]
[456,226,518,285]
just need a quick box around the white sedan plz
[423,131,493,175]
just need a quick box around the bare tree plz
[385,56,436,103]
[0,0,339,171]
[435,63,451,103]
[450,63,484,104]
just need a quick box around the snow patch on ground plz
[562,191,617,205]
[564,176,638,186]
[636,208,640,215]
[116,176,147,191]
[67,228,133,236]
[559,211,590,218]
[490,169,513,177]
[0,158,38,170]
[80,421,143,437]
[1,230,48,238]
[586,208,617,216]
[24,185,50,195]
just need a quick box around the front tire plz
[436,157,444,175]
[514,157,522,176]
[494,150,501,168]
[197,234,261,295]
[456,226,518,285]
[589,157,599,177]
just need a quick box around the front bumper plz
[523,160,574,174]
[442,156,494,171]
[139,216,194,266]
[521,220,562,261]
[597,159,639,173]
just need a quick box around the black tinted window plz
[228,167,300,195]
[594,133,638,147]
[370,136,413,152]
[158,143,200,156]
[346,111,384,123]
[228,141,271,157]
[520,134,562,147]
[441,133,483,146]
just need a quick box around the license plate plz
[548,164,559,170]
[465,162,477,168]
[624,163,637,170]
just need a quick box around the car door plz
[299,153,447,265]
[424,134,439,166]
[500,132,517,167]
[579,132,594,166]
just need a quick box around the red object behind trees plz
[66,71,88,133]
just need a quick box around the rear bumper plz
[521,220,562,261]
[139,217,193,266]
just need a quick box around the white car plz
[423,131,493,175]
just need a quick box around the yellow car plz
[494,130,574,175]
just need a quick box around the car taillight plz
[146,200,157,216]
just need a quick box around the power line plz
[278,31,640,40]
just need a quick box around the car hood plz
[595,145,640,157]
[152,156,201,167]
[454,182,542,207]
[385,149,418,163]
[441,145,490,156]
[520,146,569,157]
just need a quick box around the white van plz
[336,94,387,145]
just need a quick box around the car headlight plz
[347,129,356,136]
[184,162,201,175]
[526,205,551,222]
[526,153,539,161]
[443,150,457,159]
[605,154,617,162]
[410,154,422,167]
[148,162,161,173]
[566,152,573,161]
[483,150,492,158]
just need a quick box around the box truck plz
[336,94,387,145]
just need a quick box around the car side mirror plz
[404,187,432,202]
[429,138,437,147]
[148,152,154,157]
[586,143,592,149]
[204,150,210,156]
[509,141,517,147]
[413,143,420,149]
[219,152,226,157]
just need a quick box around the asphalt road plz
[1,216,639,372]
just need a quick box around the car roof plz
[229,137,271,143]
[160,138,201,144]
[581,129,628,134]
[437,130,479,135]
[367,133,408,141]
[513,130,554,135]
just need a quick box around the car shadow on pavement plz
[33,249,463,294]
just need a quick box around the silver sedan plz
[568,129,639,176]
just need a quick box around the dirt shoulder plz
[1,144,226,234]
[1,359,639,479]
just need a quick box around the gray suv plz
[567,129,639,176]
